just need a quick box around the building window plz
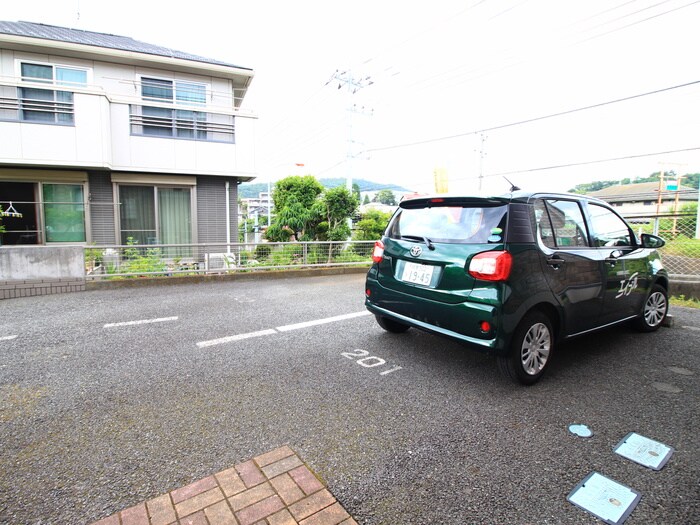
[0,182,40,244]
[119,185,192,249]
[130,106,234,142]
[43,184,86,242]
[16,62,86,125]
[0,181,86,244]
[131,77,232,142]
[21,63,88,86]
[19,87,74,124]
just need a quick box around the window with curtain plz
[43,184,86,242]
[119,186,156,244]
[159,188,192,257]
[119,185,192,251]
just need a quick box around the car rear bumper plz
[365,276,504,352]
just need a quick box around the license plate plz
[400,261,434,286]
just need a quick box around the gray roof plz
[0,20,251,71]
[588,181,698,203]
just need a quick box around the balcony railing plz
[0,89,74,125]
[129,105,235,143]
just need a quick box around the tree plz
[352,182,361,203]
[376,189,397,205]
[272,175,324,210]
[362,194,370,205]
[266,175,359,242]
[317,186,358,241]
[354,209,392,241]
[266,175,324,241]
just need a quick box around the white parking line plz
[683,325,700,331]
[196,310,372,348]
[104,316,179,328]
[276,311,371,332]
[196,329,278,348]
[0,335,18,341]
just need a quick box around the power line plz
[365,80,700,154]
[576,0,700,44]
[371,1,694,108]
[311,146,700,192]
[480,146,700,179]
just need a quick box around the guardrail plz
[84,240,375,280]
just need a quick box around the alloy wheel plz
[520,322,551,375]
[644,291,667,327]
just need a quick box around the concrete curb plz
[86,266,370,291]
[669,280,700,301]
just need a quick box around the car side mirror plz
[640,233,665,249]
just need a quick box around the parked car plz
[364,191,669,385]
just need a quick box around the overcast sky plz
[3,0,700,194]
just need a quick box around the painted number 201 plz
[341,349,402,375]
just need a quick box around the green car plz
[364,192,669,385]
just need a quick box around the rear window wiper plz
[401,235,435,250]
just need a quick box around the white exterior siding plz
[0,48,255,176]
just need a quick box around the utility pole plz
[478,133,487,192]
[328,69,373,233]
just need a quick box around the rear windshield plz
[387,205,508,244]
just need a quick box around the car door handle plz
[546,256,566,269]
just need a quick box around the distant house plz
[240,192,272,218]
[359,202,397,215]
[0,21,256,247]
[587,181,698,215]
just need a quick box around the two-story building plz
[0,21,256,248]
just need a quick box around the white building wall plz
[0,48,256,177]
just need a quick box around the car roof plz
[399,191,607,208]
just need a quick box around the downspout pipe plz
[225,180,231,253]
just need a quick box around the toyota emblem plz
[410,245,423,257]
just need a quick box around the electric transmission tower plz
[327,70,374,194]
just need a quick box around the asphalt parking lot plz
[1,273,698,525]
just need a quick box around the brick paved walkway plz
[90,446,357,525]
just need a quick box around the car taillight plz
[372,240,385,263]
[468,251,513,281]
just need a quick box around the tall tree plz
[265,175,359,242]
[272,175,324,210]
[266,175,324,241]
[318,186,358,241]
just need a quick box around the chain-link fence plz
[624,212,700,281]
[84,240,375,280]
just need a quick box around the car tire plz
[497,311,553,385]
[633,284,668,332]
[376,315,410,333]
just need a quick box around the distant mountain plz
[239,178,410,199]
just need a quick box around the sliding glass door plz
[119,185,192,253]
[119,186,156,244]
[43,184,86,242]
